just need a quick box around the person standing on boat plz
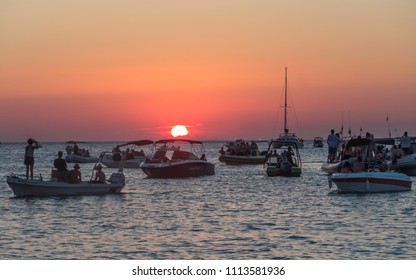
[400,131,412,155]
[24,138,40,180]
[327,129,342,163]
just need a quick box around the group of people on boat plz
[23,138,105,183]
[111,145,145,161]
[53,150,105,183]
[219,140,260,156]
[66,144,91,157]
[266,146,296,167]
[337,132,413,173]
[327,128,414,163]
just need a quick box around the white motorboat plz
[397,153,416,176]
[101,140,153,168]
[273,67,304,149]
[141,139,215,178]
[329,138,412,193]
[313,137,324,148]
[6,152,126,197]
[330,171,412,193]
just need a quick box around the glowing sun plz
[171,125,188,137]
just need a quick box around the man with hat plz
[68,163,81,184]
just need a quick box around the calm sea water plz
[0,141,415,260]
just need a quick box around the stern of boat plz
[109,173,125,186]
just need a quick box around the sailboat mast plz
[284,67,288,134]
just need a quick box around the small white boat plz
[330,171,412,193]
[6,152,126,197]
[313,137,324,148]
[101,140,153,168]
[141,139,215,178]
[397,153,416,176]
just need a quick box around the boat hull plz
[6,176,125,197]
[65,154,98,163]
[264,164,302,177]
[397,154,416,176]
[330,172,412,193]
[101,155,146,168]
[141,161,215,178]
[218,155,265,165]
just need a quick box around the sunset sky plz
[1,0,415,142]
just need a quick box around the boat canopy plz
[346,137,395,148]
[119,140,154,147]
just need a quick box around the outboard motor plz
[279,161,292,176]
[109,173,126,186]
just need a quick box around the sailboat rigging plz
[273,67,304,149]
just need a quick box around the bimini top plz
[346,137,394,148]
[155,139,203,145]
[119,140,154,147]
[269,140,300,148]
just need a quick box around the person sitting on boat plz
[219,147,226,156]
[65,145,73,154]
[376,160,387,172]
[284,146,295,166]
[375,145,385,161]
[91,164,106,183]
[341,144,353,160]
[341,161,353,173]
[68,164,82,184]
[389,159,399,172]
[352,157,365,173]
[250,141,258,150]
[200,154,207,161]
[125,148,134,160]
[392,144,405,160]
[54,151,68,181]
[73,144,79,155]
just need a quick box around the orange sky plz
[1,0,415,142]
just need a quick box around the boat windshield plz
[172,150,199,160]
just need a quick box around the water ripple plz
[0,141,415,259]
